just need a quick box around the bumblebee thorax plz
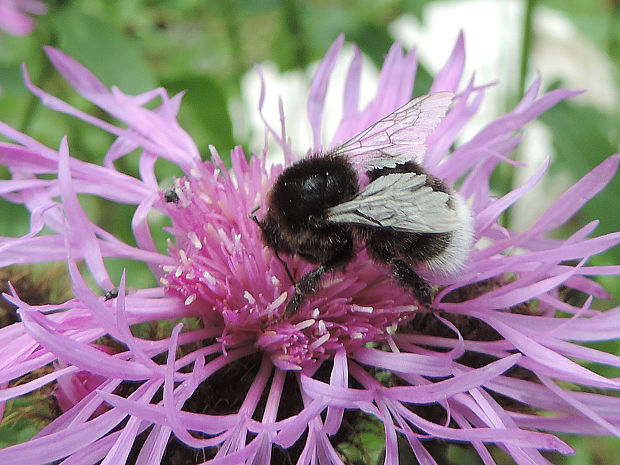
[267,155,358,231]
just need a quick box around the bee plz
[103,287,135,301]
[164,188,180,204]
[253,92,473,317]
[103,288,119,301]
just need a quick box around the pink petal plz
[430,31,465,92]
[307,34,344,149]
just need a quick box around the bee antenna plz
[249,205,261,225]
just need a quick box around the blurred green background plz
[1,0,619,463]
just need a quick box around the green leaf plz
[400,0,443,19]
[273,0,309,72]
[540,97,620,303]
[348,22,395,69]
[539,98,619,226]
[0,200,30,237]
[162,75,235,162]
[412,61,434,97]
[49,6,156,93]
[540,98,617,177]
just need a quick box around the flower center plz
[158,163,420,370]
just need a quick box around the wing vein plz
[327,172,459,233]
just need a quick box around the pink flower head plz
[1,33,620,465]
[0,0,47,37]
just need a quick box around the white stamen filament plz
[309,333,330,351]
[202,271,216,286]
[244,291,256,304]
[188,231,202,249]
[351,305,374,313]
[267,292,287,312]
[295,319,316,331]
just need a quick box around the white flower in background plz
[236,44,380,165]
[390,0,619,231]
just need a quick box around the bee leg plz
[297,265,328,294]
[283,265,326,318]
[365,236,434,309]
[283,292,306,317]
[283,238,354,318]
[390,259,433,309]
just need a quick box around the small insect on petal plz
[103,289,118,301]
[164,188,180,204]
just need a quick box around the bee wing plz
[334,92,454,170]
[327,172,460,233]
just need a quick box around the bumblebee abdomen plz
[360,227,450,265]
[361,160,473,275]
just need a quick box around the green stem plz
[606,2,620,58]
[282,0,308,69]
[608,3,620,147]
[501,0,536,229]
[219,1,244,91]
[19,59,48,133]
[518,0,536,100]
[19,23,56,134]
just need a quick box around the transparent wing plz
[326,172,459,233]
[335,92,454,170]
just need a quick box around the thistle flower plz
[0,0,47,37]
[1,33,620,465]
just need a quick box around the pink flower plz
[1,33,619,465]
[0,0,47,37]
